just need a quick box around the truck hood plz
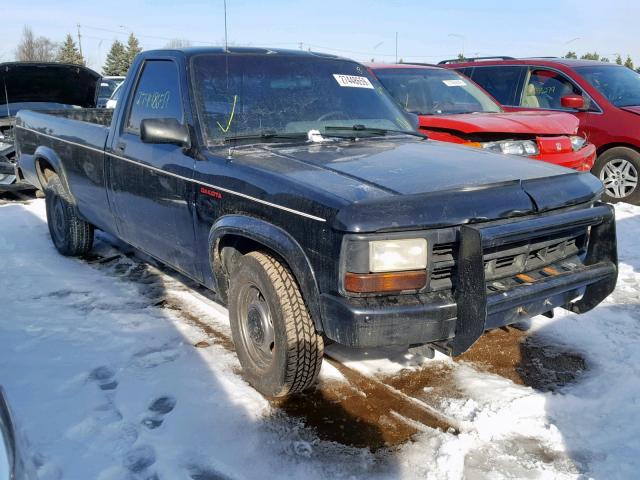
[0,62,100,116]
[418,110,579,136]
[241,138,604,232]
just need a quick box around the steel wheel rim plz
[52,196,66,243]
[237,283,275,370]
[600,158,639,199]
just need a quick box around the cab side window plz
[520,68,592,110]
[461,66,525,105]
[125,60,183,133]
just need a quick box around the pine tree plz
[624,55,635,70]
[103,40,128,75]
[125,33,142,70]
[564,51,577,59]
[580,52,601,61]
[616,55,623,65]
[56,34,84,65]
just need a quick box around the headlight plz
[569,135,587,151]
[369,238,428,273]
[480,139,539,157]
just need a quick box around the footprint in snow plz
[132,344,180,369]
[141,395,176,430]
[123,444,156,474]
[188,465,235,480]
[88,365,118,391]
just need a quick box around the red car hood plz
[419,110,580,136]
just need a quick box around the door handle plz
[115,142,126,154]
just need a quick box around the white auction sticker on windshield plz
[333,74,374,89]
[442,79,467,87]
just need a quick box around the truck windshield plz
[373,68,502,115]
[575,65,640,107]
[191,54,415,144]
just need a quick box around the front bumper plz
[321,204,617,352]
[533,143,596,171]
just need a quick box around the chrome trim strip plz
[15,125,327,222]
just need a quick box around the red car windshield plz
[373,68,502,115]
[576,65,640,108]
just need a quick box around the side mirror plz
[561,94,585,110]
[140,118,190,147]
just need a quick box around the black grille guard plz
[450,203,618,355]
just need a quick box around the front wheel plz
[228,251,323,397]
[44,176,94,256]
[593,147,640,205]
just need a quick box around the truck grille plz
[428,229,588,291]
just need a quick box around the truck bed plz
[34,108,114,127]
[14,109,112,203]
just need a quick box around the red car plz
[443,57,640,204]
[367,63,596,172]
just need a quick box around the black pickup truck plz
[15,48,617,397]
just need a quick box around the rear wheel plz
[228,251,323,397]
[593,147,640,204]
[44,176,94,256]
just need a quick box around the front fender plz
[209,215,325,332]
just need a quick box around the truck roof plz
[365,62,440,70]
[141,46,348,61]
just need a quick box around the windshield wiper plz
[324,124,426,139]
[222,130,308,143]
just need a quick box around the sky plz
[2,0,640,73]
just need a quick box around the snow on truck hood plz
[0,62,101,115]
[419,110,580,136]
[232,138,603,232]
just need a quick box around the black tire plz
[44,176,94,256]
[228,251,323,397]
[592,147,640,205]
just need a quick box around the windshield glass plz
[110,82,123,101]
[575,65,640,107]
[373,67,502,115]
[191,54,414,144]
[98,79,122,98]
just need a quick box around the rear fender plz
[33,146,72,193]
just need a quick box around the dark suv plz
[443,57,640,205]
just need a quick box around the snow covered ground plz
[1,199,639,479]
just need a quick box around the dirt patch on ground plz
[272,379,417,450]
[382,361,461,400]
[457,326,587,391]
[273,358,458,451]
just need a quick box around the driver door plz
[108,58,199,278]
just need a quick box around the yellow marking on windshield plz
[217,95,237,133]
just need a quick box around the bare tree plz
[15,26,57,62]
[165,38,192,49]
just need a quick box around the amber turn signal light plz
[345,270,426,293]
